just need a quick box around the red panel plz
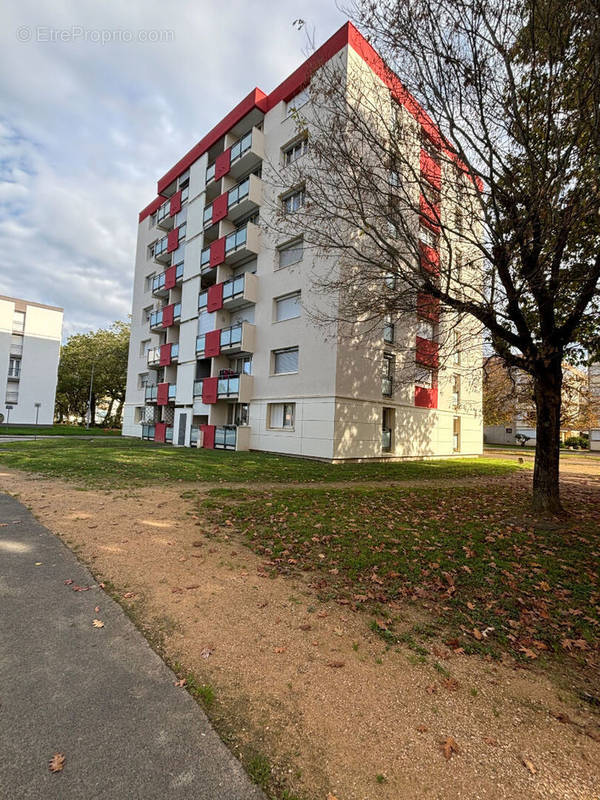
[167,228,179,253]
[164,265,177,290]
[154,422,167,443]
[419,194,440,233]
[417,292,440,323]
[420,149,441,191]
[204,329,221,358]
[419,242,440,277]
[162,304,174,328]
[169,190,182,216]
[207,283,224,313]
[214,150,231,181]
[156,383,169,406]
[209,237,225,268]
[415,386,438,409]
[212,192,229,224]
[159,343,172,367]
[416,336,440,369]
[201,377,218,404]
[199,424,216,449]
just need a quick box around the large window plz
[273,347,299,375]
[268,402,295,429]
[383,316,395,344]
[8,357,21,378]
[278,239,303,269]
[275,293,301,322]
[282,188,305,213]
[283,137,308,165]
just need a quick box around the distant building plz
[590,363,600,452]
[0,295,63,425]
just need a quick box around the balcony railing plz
[196,334,206,354]
[145,386,157,402]
[150,303,181,328]
[142,424,155,440]
[165,426,174,443]
[168,384,176,401]
[171,343,179,360]
[217,374,240,396]
[215,425,237,450]
[223,274,246,303]
[152,263,183,294]
[193,379,204,397]
[153,235,169,261]
[200,224,254,270]
[156,200,173,230]
[190,426,200,446]
[220,323,242,348]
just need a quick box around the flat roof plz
[0,295,64,313]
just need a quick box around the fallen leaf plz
[64,579,74,586]
[317,611,328,618]
[426,684,438,694]
[472,628,483,641]
[327,794,339,800]
[441,677,460,692]
[441,736,459,760]
[299,624,312,631]
[123,592,135,599]
[274,646,286,654]
[333,628,343,637]
[519,647,538,659]
[171,587,183,594]
[192,541,203,547]
[174,679,187,688]
[49,753,65,773]
[483,736,498,746]
[92,619,104,628]
[185,585,200,590]
[326,661,345,668]
[94,606,100,613]
[200,648,213,659]
[522,757,537,775]
[416,724,429,732]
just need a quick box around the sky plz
[0,0,348,339]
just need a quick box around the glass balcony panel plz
[201,248,210,267]
[193,380,204,397]
[198,291,208,310]
[173,303,181,318]
[196,334,205,353]
[171,343,179,359]
[168,384,177,400]
[165,427,173,443]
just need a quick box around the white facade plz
[0,295,63,425]
[123,24,482,460]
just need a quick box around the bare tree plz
[266,1,600,512]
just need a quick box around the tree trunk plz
[90,393,97,428]
[104,398,115,427]
[532,362,563,514]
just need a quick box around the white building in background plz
[0,295,63,425]
[123,22,482,460]
[590,363,600,452]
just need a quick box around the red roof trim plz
[140,21,478,222]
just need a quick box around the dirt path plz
[1,467,598,800]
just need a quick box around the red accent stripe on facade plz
[212,191,229,224]
[416,336,440,369]
[154,421,167,442]
[420,149,441,191]
[169,190,182,216]
[199,423,216,448]
[161,304,174,328]
[156,383,169,406]
[140,21,480,222]
[207,282,224,313]
[415,386,438,409]
[159,343,172,367]
[419,195,441,234]
[201,379,218,405]
[164,265,177,290]
[139,195,165,224]
[204,329,221,358]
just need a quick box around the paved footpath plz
[0,493,265,800]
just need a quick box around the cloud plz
[0,0,347,339]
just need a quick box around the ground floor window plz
[268,402,295,429]
[228,403,250,426]
[453,416,461,452]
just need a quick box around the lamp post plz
[34,402,41,441]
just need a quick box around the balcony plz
[152,263,183,296]
[147,342,179,369]
[203,175,262,229]
[156,199,174,231]
[145,386,158,403]
[205,127,264,186]
[147,347,161,367]
[144,384,176,404]
[214,425,237,450]
[193,373,253,403]
[150,303,181,329]
[142,423,155,440]
[200,222,260,271]
[196,322,255,357]
[153,235,170,264]
[198,273,258,313]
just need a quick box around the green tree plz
[55,321,130,426]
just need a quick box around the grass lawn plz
[0,436,523,487]
[200,482,600,666]
[0,424,121,437]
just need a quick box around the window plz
[417,319,435,341]
[455,250,463,283]
[452,374,461,407]
[275,292,301,322]
[283,137,308,165]
[453,416,461,452]
[232,356,252,375]
[144,273,155,292]
[455,208,464,234]
[134,407,144,424]
[10,334,23,355]
[278,238,303,268]
[285,87,309,116]
[8,357,21,378]
[143,305,153,323]
[453,330,461,364]
[5,390,18,405]
[140,339,151,357]
[419,225,438,249]
[138,372,150,390]
[282,187,305,213]
[389,169,401,188]
[383,316,395,344]
[268,402,295,429]
[273,347,299,374]
[415,366,434,388]
[228,402,250,426]
[382,353,394,396]
[150,212,157,228]
[13,311,25,332]
[385,271,396,289]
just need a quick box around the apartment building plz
[0,295,63,425]
[590,363,600,451]
[123,22,482,460]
